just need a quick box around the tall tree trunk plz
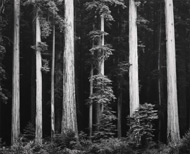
[96,15,105,126]
[12,0,20,145]
[35,9,42,145]
[89,23,95,136]
[165,0,180,144]
[129,0,139,116]
[157,1,163,141]
[62,0,78,136]
[51,18,55,138]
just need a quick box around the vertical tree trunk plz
[117,79,122,138]
[62,0,78,135]
[12,0,20,145]
[51,18,55,138]
[96,15,105,124]
[165,0,180,144]
[89,22,95,136]
[89,62,93,137]
[157,1,163,141]
[96,15,105,126]
[129,0,139,116]
[35,9,42,145]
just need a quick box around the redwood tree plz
[62,0,78,135]
[35,6,42,145]
[129,0,139,116]
[165,0,180,144]
[12,0,20,145]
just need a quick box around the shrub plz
[88,138,135,154]
[178,130,190,154]
[92,106,117,141]
[127,103,158,147]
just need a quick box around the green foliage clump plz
[93,106,117,140]
[89,74,115,105]
[87,138,135,154]
[178,130,190,154]
[127,103,158,147]
[0,15,8,103]
[23,122,35,142]
[85,0,125,21]
[40,17,52,38]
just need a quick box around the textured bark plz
[165,0,180,143]
[96,15,105,126]
[51,20,55,138]
[35,10,42,145]
[12,0,20,145]
[129,0,139,116]
[62,0,78,135]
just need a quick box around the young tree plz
[12,0,20,145]
[164,0,180,144]
[129,0,139,116]
[62,0,78,135]
[35,6,42,145]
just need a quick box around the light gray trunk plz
[51,19,55,138]
[165,0,180,144]
[35,10,42,145]
[96,15,105,126]
[129,0,139,116]
[62,0,78,136]
[12,0,20,145]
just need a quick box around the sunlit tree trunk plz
[129,0,139,116]
[35,8,42,145]
[165,0,180,144]
[62,0,78,136]
[12,0,20,145]
[51,18,55,138]
[96,15,105,126]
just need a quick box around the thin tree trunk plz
[51,18,55,138]
[89,23,95,136]
[12,0,20,145]
[117,79,122,138]
[129,0,139,116]
[35,9,42,145]
[157,1,163,141]
[62,0,78,136]
[165,0,180,144]
[89,62,93,137]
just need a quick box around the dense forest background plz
[1,0,190,153]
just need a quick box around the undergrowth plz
[1,104,190,154]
